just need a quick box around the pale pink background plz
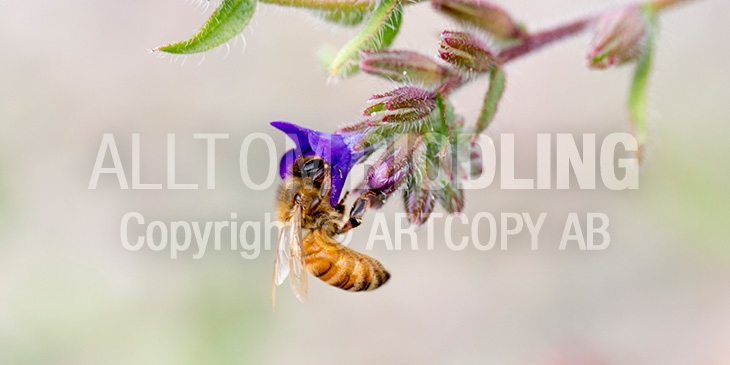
[0,0,728,364]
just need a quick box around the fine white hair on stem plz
[223,42,231,59]
[240,33,248,54]
[326,74,340,85]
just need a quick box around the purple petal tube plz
[271,121,370,207]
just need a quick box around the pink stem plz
[498,17,595,64]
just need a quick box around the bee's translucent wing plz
[271,217,292,308]
[288,203,308,303]
[273,221,291,286]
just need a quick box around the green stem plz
[259,0,375,11]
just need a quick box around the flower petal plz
[272,121,363,206]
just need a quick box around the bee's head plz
[292,156,328,183]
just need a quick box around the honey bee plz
[272,155,390,305]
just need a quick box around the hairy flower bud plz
[367,133,425,194]
[364,86,438,123]
[587,6,648,69]
[404,187,436,226]
[469,142,483,178]
[437,185,465,214]
[439,31,495,74]
[432,0,524,40]
[360,50,452,85]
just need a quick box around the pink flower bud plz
[587,6,648,69]
[404,187,436,226]
[360,50,453,85]
[432,0,524,40]
[364,86,438,123]
[439,31,495,74]
[367,133,425,194]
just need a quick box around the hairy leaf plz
[157,0,256,54]
[475,66,505,134]
[329,0,402,77]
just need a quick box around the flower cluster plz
[159,0,697,227]
[274,84,480,225]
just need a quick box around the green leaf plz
[475,66,505,134]
[156,0,256,54]
[628,8,656,161]
[329,0,402,77]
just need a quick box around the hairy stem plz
[495,0,700,64]
[497,17,594,64]
[259,0,375,11]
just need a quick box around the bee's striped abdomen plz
[304,229,390,292]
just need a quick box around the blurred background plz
[0,0,728,364]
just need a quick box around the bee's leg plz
[334,191,350,215]
[308,169,332,213]
[308,197,322,213]
[336,190,382,234]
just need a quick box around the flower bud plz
[336,119,371,134]
[364,86,438,123]
[360,50,452,85]
[439,31,495,74]
[432,0,524,40]
[437,185,465,214]
[367,132,425,195]
[403,187,436,226]
[469,142,483,178]
[587,6,647,69]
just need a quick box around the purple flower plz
[271,121,370,206]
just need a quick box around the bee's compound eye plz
[299,158,326,181]
[292,158,315,177]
